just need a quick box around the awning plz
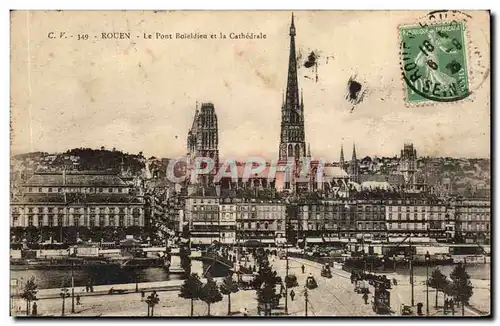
[306,238,324,243]
[323,237,341,242]
[191,238,214,245]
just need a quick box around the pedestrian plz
[362,292,369,305]
[243,308,249,316]
[85,285,89,293]
[449,298,455,315]
[31,302,37,316]
[290,289,295,301]
[443,298,448,314]
[301,265,305,274]
[76,294,81,305]
[141,290,145,302]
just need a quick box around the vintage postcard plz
[10,10,490,318]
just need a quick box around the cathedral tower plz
[278,13,307,161]
[339,143,345,171]
[349,143,359,183]
[187,102,219,185]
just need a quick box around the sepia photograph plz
[9,10,491,318]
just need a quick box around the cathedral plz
[274,14,351,195]
[186,102,220,186]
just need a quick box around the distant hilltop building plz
[399,143,427,193]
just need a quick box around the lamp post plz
[392,254,396,272]
[425,251,430,316]
[59,286,70,316]
[405,255,414,307]
[363,251,367,274]
[71,262,75,313]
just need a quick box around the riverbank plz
[11,276,225,316]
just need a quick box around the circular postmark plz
[399,10,490,104]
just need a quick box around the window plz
[38,188,42,193]
[118,188,123,193]
[58,188,62,193]
[99,188,103,193]
[48,207,54,213]
[108,188,113,193]
[99,219,104,227]
[38,218,43,227]
[264,222,268,229]
[28,207,33,213]
[48,188,52,193]
[89,216,95,227]
[48,217,54,227]
[28,187,33,192]
[256,222,260,229]
[28,216,34,227]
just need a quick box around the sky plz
[10,10,491,161]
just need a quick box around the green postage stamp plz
[400,21,469,103]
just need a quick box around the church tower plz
[187,102,219,186]
[278,13,307,161]
[339,143,345,171]
[349,143,359,183]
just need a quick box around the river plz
[11,259,490,290]
[366,264,490,280]
[11,261,205,289]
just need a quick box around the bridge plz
[195,251,253,277]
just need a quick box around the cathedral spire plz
[278,14,306,162]
[352,143,357,162]
[340,143,345,169]
[285,12,300,114]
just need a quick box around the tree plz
[254,258,280,316]
[450,263,473,316]
[219,274,239,315]
[21,277,38,316]
[178,273,203,316]
[428,268,449,308]
[199,275,223,316]
[179,247,192,277]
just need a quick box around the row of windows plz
[27,187,128,194]
[239,221,278,230]
[19,207,140,214]
[458,224,490,231]
[387,223,429,230]
[20,216,141,227]
[457,214,490,221]
[388,206,447,212]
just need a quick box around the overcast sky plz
[11,10,490,161]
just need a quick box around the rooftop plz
[23,171,128,187]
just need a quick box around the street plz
[13,253,490,317]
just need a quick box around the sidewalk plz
[22,277,225,300]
